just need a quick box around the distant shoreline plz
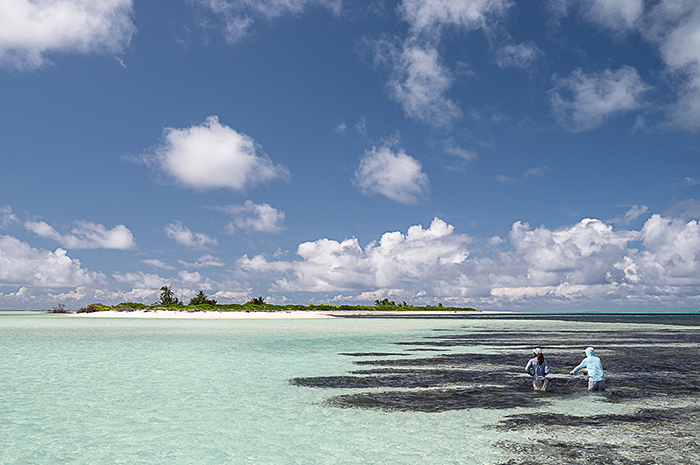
[68,309,506,319]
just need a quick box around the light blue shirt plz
[571,347,605,381]
[525,357,549,378]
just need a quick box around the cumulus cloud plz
[24,220,136,250]
[231,214,700,308]
[220,200,285,233]
[165,221,217,249]
[0,0,136,70]
[628,214,700,286]
[354,145,429,204]
[509,218,638,286]
[113,271,166,289]
[548,66,649,131]
[149,116,288,192]
[239,217,470,293]
[10,211,700,309]
[213,289,253,302]
[178,270,203,284]
[193,0,341,43]
[0,235,101,288]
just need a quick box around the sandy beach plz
[70,310,496,319]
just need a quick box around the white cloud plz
[548,66,649,131]
[179,254,226,268]
[550,0,700,131]
[239,217,470,293]
[24,220,136,250]
[443,140,477,171]
[335,122,347,135]
[547,0,643,32]
[608,205,649,226]
[355,116,368,136]
[585,0,644,31]
[150,116,288,192]
[112,271,166,289]
[213,289,252,302]
[509,218,638,286]
[398,0,512,38]
[9,212,700,309]
[165,221,218,249]
[384,41,462,127]
[646,0,700,130]
[444,142,476,162]
[370,0,513,127]
[495,42,542,69]
[0,235,101,288]
[194,0,341,43]
[627,214,700,286]
[0,0,136,70]
[666,199,700,218]
[496,174,517,184]
[522,166,551,178]
[51,287,88,302]
[0,206,18,228]
[444,139,478,170]
[354,145,429,204]
[178,270,203,284]
[142,259,176,270]
[221,200,286,233]
[497,166,549,184]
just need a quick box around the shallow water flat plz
[1,312,699,464]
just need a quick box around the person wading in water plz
[525,348,550,391]
[570,347,605,392]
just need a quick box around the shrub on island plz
[77,304,101,313]
[47,304,72,313]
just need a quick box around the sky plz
[1,0,699,311]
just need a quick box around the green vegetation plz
[157,286,182,306]
[246,296,266,306]
[189,291,217,307]
[64,287,478,314]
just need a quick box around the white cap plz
[533,348,542,354]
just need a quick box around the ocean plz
[1,311,699,464]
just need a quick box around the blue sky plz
[1,0,699,311]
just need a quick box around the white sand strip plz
[70,309,500,319]
[70,310,335,319]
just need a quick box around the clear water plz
[1,312,698,464]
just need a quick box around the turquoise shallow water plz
[1,312,699,464]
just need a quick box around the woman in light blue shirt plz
[570,347,605,391]
[525,348,550,391]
